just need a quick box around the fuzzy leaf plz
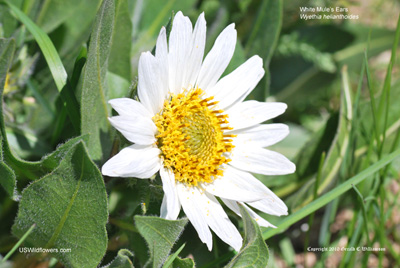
[170,257,195,268]
[12,141,108,268]
[134,216,188,268]
[103,249,135,268]
[40,135,90,171]
[225,203,269,268]
[81,0,115,161]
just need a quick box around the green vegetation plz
[0,0,399,267]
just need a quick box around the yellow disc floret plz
[153,88,235,186]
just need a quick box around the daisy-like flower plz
[102,11,295,251]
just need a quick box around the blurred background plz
[1,0,399,267]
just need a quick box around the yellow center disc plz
[153,88,236,186]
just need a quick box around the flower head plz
[102,11,295,251]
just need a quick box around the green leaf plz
[169,257,195,268]
[225,203,269,268]
[40,135,90,171]
[80,0,115,161]
[4,0,81,133]
[2,134,88,183]
[109,0,132,81]
[12,141,108,268]
[134,216,188,268]
[103,249,135,268]
[0,37,17,198]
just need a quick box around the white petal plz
[178,184,242,251]
[207,55,264,109]
[168,11,193,94]
[108,98,153,118]
[184,12,206,88]
[177,183,213,250]
[102,144,161,178]
[155,27,169,98]
[230,145,296,176]
[230,123,289,148]
[203,167,268,202]
[201,192,243,251]
[226,101,287,130]
[222,198,276,228]
[247,196,288,217]
[138,52,165,115]
[160,167,181,220]
[220,166,288,216]
[108,115,156,145]
[197,24,237,91]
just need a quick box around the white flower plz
[102,11,296,251]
